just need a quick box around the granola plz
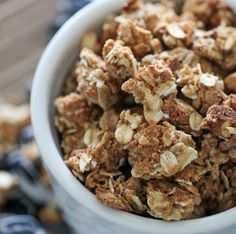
[193,26,236,70]
[75,48,120,110]
[122,64,176,124]
[54,0,236,221]
[183,0,236,28]
[177,65,226,114]
[201,105,236,139]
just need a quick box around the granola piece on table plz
[75,48,120,110]
[96,176,147,214]
[201,105,236,139]
[0,104,30,156]
[103,39,138,82]
[177,65,226,114]
[183,0,236,28]
[126,122,198,179]
[147,180,200,221]
[193,26,236,70]
[122,64,176,124]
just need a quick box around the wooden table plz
[0,0,57,104]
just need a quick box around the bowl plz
[31,0,236,233]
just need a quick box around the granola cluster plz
[55,0,236,221]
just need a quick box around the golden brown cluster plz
[55,0,236,221]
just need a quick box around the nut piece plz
[117,20,153,57]
[177,65,226,114]
[127,122,197,179]
[122,64,176,124]
[103,39,138,82]
[147,180,199,221]
[201,105,236,139]
[193,26,236,70]
[75,48,120,110]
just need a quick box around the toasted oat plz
[153,11,201,49]
[201,105,236,139]
[115,110,143,145]
[177,65,226,114]
[193,26,236,70]
[122,64,176,124]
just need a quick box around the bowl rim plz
[31,0,236,233]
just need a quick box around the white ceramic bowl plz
[31,0,236,233]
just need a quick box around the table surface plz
[0,0,57,104]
